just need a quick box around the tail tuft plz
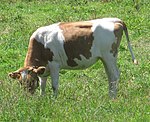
[133,59,138,65]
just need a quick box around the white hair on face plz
[21,70,28,81]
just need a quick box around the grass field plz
[0,0,150,121]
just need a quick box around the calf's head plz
[9,66,45,94]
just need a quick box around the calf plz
[9,18,137,99]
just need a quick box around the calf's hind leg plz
[101,53,120,99]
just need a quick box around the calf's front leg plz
[39,77,47,95]
[48,62,60,97]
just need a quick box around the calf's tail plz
[122,22,138,64]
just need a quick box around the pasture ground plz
[0,0,150,121]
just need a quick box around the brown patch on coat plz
[110,22,123,57]
[59,21,94,67]
[24,38,54,67]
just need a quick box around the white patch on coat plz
[73,55,98,69]
[91,19,116,57]
[30,23,69,69]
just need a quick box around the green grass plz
[0,0,150,121]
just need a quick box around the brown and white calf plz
[9,18,137,99]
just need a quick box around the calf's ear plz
[8,72,21,79]
[33,66,46,75]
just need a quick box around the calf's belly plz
[61,56,99,70]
